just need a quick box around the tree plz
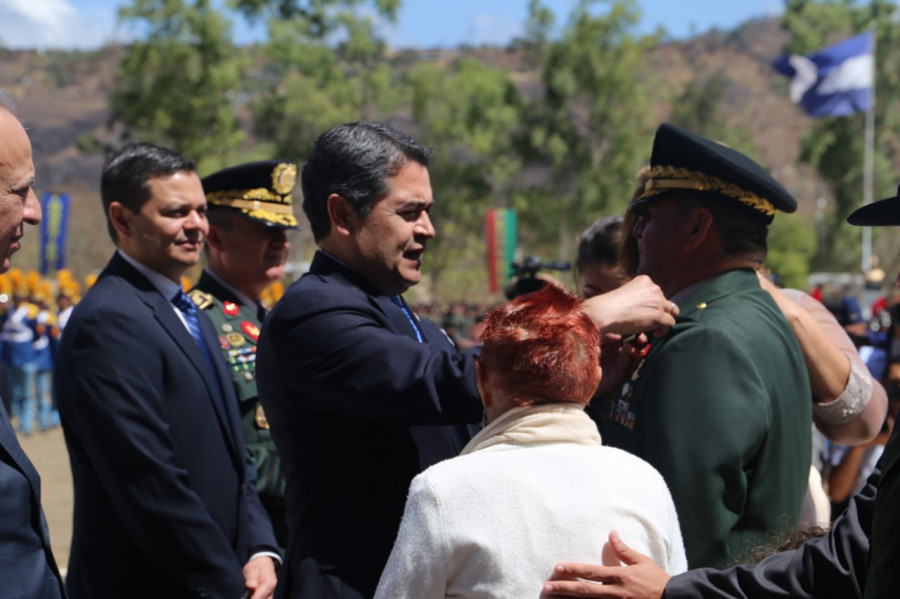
[111,0,245,160]
[513,0,660,262]
[246,0,402,159]
[404,57,524,300]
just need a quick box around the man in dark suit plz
[542,189,900,599]
[189,160,300,548]
[0,91,66,599]
[55,143,279,599]
[255,122,483,599]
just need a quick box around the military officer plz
[599,123,811,568]
[189,160,298,546]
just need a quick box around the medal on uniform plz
[226,332,245,347]
[221,323,233,333]
[224,301,239,316]
[242,321,260,341]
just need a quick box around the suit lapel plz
[107,254,243,463]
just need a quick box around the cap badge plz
[272,163,297,196]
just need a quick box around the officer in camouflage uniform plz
[189,160,299,547]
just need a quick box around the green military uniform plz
[191,159,300,548]
[604,269,811,568]
[602,123,812,569]
[189,271,287,545]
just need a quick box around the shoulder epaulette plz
[188,289,214,310]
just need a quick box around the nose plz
[23,188,40,225]
[186,208,206,231]
[416,211,435,239]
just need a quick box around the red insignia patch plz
[223,301,239,316]
[242,321,260,341]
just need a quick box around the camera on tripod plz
[505,256,571,300]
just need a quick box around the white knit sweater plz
[375,404,687,599]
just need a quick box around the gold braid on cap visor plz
[638,166,776,217]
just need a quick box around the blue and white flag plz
[772,31,874,117]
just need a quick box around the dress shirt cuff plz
[813,357,872,425]
[250,550,282,567]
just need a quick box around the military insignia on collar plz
[223,301,239,316]
[188,289,213,310]
[241,321,260,341]
[255,405,270,430]
[272,163,297,196]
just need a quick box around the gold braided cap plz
[638,165,775,217]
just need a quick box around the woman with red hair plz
[375,285,686,599]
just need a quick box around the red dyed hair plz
[478,284,601,407]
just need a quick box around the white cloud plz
[0,0,119,49]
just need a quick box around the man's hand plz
[582,276,677,338]
[243,555,278,599]
[542,531,670,598]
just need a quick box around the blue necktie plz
[171,290,222,384]
[391,296,423,343]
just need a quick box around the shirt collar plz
[117,250,183,301]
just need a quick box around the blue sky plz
[0,0,783,50]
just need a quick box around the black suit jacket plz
[56,252,277,599]
[257,251,482,599]
[664,430,900,598]
[0,402,65,599]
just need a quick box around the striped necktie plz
[171,290,221,383]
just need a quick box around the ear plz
[682,206,714,251]
[206,224,227,252]
[108,202,133,240]
[326,194,355,237]
[475,360,492,410]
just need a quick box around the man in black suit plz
[55,143,279,599]
[0,91,66,599]
[255,122,483,599]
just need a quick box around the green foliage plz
[111,0,246,159]
[246,0,401,160]
[515,0,660,260]
[407,58,524,298]
[781,0,900,272]
[766,211,817,288]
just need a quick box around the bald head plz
[0,93,41,273]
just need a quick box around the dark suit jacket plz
[665,445,879,598]
[603,269,811,568]
[0,402,65,599]
[256,251,482,599]
[55,252,278,599]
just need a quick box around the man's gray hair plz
[0,90,20,119]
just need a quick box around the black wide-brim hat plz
[201,160,300,230]
[631,123,797,223]
[848,187,900,225]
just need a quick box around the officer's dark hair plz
[301,121,434,242]
[673,191,769,264]
[576,215,624,273]
[101,142,196,243]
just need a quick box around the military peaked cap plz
[631,123,797,223]
[202,160,300,229]
[848,186,900,226]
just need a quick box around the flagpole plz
[861,27,876,275]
